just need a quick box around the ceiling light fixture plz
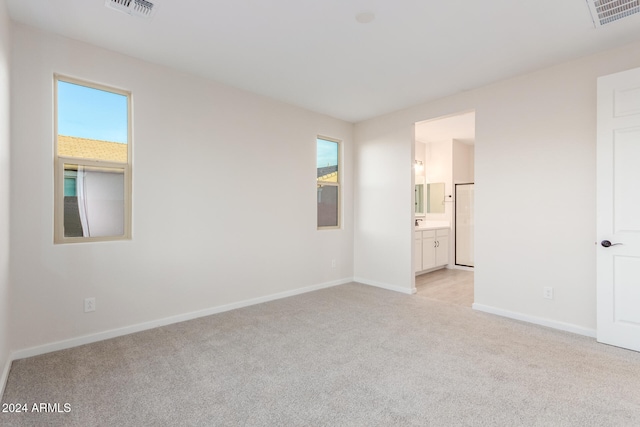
[355,12,375,24]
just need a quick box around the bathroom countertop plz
[415,221,450,231]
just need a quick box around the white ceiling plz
[6,1,640,123]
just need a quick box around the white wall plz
[414,141,425,179]
[354,40,640,333]
[453,140,474,184]
[0,0,12,394]
[425,141,451,188]
[353,118,414,293]
[424,140,452,223]
[452,140,474,267]
[9,24,354,354]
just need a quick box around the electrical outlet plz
[543,287,554,300]
[84,297,96,313]
[331,259,336,269]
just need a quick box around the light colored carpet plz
[1,283,639,426]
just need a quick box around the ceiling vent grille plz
[105,0,158,19]
[586,0,640,27]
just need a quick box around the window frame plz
[53,74,133,244]
[316,135,341,230]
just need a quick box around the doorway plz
[414,110,475,303]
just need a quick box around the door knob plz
[601,240,622,248]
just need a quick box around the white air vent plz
[105,0,159,19]
[586,0,640,27]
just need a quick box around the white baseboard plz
[354,277,416,295]
[10,278,353,362]
[472,303,597,338]
[1,355,11,399]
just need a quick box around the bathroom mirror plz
[427,183,445,213]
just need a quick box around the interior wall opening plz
[413,110,475,307]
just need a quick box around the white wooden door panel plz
[614,257,640,325]
[422,231,436,271]
[614,128,640,232]
[436,230,449,267]
[597,67,640,352]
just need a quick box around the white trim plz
[354,277,416,295]
[11,278,352,361]
[452,265,474,272]
[472,303,597,338]
[415,265,447,275]
[1,355,11,399]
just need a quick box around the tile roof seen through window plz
[317,165,338,182]
[58,135,127,162]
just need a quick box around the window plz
[317,137,340,229]
[54,75,132,243]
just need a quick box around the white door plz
[597,67,640,352]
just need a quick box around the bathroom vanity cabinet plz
[414,228,449,273]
